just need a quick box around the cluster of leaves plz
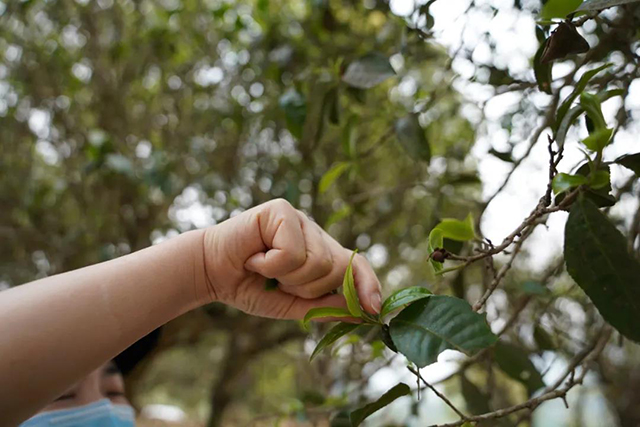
[301,0,640,424]
[304,252,497,425]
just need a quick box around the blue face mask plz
[19,399,135,427]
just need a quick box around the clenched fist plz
[199,199,382,319]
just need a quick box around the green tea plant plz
[304,0,640,425]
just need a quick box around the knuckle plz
[269,198,293,211]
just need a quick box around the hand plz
[199,199,382,319]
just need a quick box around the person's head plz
[19,362,135,427]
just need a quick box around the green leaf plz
[427,228,444,273]
[310,322,360,361]
[381,286,433,317]
[434,213,476,241]
[541,0,583,18]
[389,296,498,368]
[552,172,588,195]
[580,92,607,131]
[319,162,351,194]
[589,169,610,189]
[534,325,556,351]
[303,307,354,329]
[555,63,612,131]
[555,89,623,148]
[489,147,514,163]
[564,195,640,342]
[349,383,411,426]
[460,374,490,415]
[581,127,613,152]
[343,251,364,318]
[395,114,431,162]
[279,89,306,139]
[613,153,640,175]
[577,0,640,11]
[533,40,553,94]
[556,162,615,208]
[342,52,395,89]
[494,342,545,397]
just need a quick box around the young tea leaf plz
[581,127,613,152]
[343,251,364,318]
[389,296,498,368]
[577,0,640,11]
[303,307,354,329]
[552,172,588,195]
[350,383,411,426]
[433,213,476,241]
[381,286,433,317]
[564,195,640,342]
[540,0,583,19]
[555,63,612,131]
[310,322,360,361]
[342,52,395,90]
[319,162,351,194]
[580,92,607,130]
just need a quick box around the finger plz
[351,253,382,315]
[277,216,334,287]
[254,288,349,320]
[244,200,307,277]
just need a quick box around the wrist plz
[193,226,219,307]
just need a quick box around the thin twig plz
[408,366,468,420]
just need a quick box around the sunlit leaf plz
[342,52,395,89]
[555,63,612,131]
[540,0,583,18]
[350,383,411,426]
[389,296,498,368]
[343,251,364,318]
[319,162,351,194]
[310,322,360,361]
[552,172,588,195]
[381,286,433,317]
[564,195,640,342]
[433,213,476,241]
[555,89,623,147]
[303,307,354,329]
[582,127,613,151]
[580,92,607,131]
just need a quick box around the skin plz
[0,199,381,426]
[37,362,129,412]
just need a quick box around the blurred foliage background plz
[1,0,639,426]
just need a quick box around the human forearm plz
[0,229,206,425]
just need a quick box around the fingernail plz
[372,292,382,314]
